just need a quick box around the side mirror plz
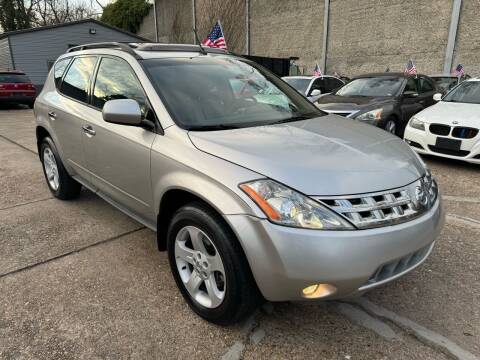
[310,89,322,96]
[102,99,142,126]
[433,93,443,101]
[403,91,419,98]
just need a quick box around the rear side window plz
[92,57,147,113]
[0,73,30,83]
[404,78,417,93]
[60,57,97,103]
[419,77,434,93]
[53,58,72,87]
[326,78,344,92]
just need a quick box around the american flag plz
[201,21,227,50]
[313,64,322,77]
[404,59,417,75]
[453,64,465,77]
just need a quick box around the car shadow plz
[0,103,31,111]
[421,153,479,171]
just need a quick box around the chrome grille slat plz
[314,176,438,229]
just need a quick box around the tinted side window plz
[92,57,147,113]
[54,58,72,87]
[310,78,325,94]
[60,57,97,102]
[326,78,344,92]
[419,77,434,93]
[404,78,417,92]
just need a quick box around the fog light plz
[301,283,337,299]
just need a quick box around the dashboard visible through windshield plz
[142,57,323,130]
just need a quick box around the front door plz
[400,77,423,123]
[82,56,157,222]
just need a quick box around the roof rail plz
[134,43,228,54]
[67,42,142,59]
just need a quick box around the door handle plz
[82,125,96,137]
[48,111,56,120]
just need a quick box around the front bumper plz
[226,197,444,301]
[404,126,480,164]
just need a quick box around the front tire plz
[167,202,260,325]
[40,137,81,200]
[384,118,398,136]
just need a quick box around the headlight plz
[354,108,383,122]
[409,117,425,131]
[239,179,354,230]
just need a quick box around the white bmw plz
[404,78,480,164]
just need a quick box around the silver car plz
[282,75,345,102]
[34,43,444,325]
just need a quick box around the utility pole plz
[443,0,462,74]
[152,0,159,42]
[192,0,197,44]
[245,0,250,54]
[321,0,330,74]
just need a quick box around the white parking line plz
[443,195,480,204]
[349,298,479,360]
[447,214,480,229]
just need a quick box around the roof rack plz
[67,42,141,59]
[134,43,228,54]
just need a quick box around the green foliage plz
[101,0,151,34]
[0,0,33,32]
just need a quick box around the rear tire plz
[40,137,81,200]
[167,202,260,325]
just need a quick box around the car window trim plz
[88,54,163,135]
[54,56,74,89]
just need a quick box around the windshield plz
[282,78,310,94]
[336,77,403,97]
[0,73,30,83]
[433,77,458,92]
[443,81,480,104]
[142,57,322,130]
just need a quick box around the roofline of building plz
[0,18,149,42]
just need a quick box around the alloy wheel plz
[43,147,60,191]
[386,120,396,134]
[174,225,226,308]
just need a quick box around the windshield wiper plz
[268,113,319,125]
[188,124,244,131]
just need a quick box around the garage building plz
[0,19,146,89]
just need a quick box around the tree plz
[0,0,99,32]
[101,0,151,34]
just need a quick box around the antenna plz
[193,28,207,55]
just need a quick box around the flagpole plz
[217,19,228,49]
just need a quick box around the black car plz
[315,73,439,136]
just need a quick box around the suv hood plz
[188,115,425,196]
[316,94,394,113]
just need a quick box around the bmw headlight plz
[409,117,425,131]
[354,108,383,122]
[239,179,354,230]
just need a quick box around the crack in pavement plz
[446,214,480,229]
[0,133,37,155]
[0,226,146,279]
[0,197,54,211]
[221,304,271,360]
[346,298,479,360]
[443,195,480,204]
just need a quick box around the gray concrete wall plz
[139,0,480,77]
[9,21,143,86]
[453,0,480,75]
[137,0,194,43]
[326,0,453,76]
[249,0,324,74]
[0,38,13,70]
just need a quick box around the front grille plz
[314,173,438,229]
[429,123,450,136]
[452,127,478,139]
[428,145,470,157]
[360,243,434,290]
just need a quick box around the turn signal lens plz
[302,283,337,299]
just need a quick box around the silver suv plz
[35,43,444,324]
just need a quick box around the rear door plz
[50,56,98,185]
[417,76,437,108]
[400,77,423,123]
[82,56,157,222]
